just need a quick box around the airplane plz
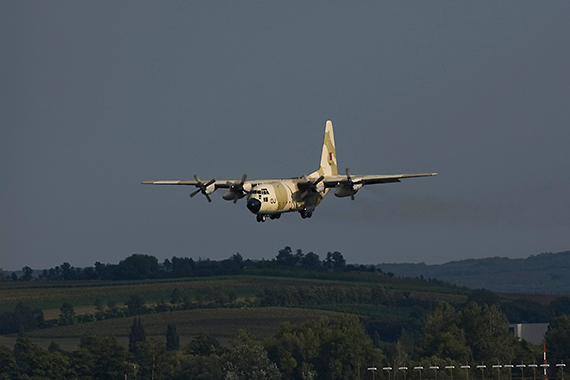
[142,120,436,222]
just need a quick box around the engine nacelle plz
[334,183,362,198]
[223,190,240,201]
[334,187,353,198]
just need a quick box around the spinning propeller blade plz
[300,175,325,199]
[225,173,248,203]
[190,175,216,202]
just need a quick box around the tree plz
[126,294,146,315]
[166,323,180,351]
[171,256,196,278]
[60,262,76,280]
[135,338,167,380]
[70,347,96,380]
[550,296,570,317]
[323,251,346,270]
[20,266,34,281]
[168,351,223,380]
[48,340,65,354]
[417,302,473,363]
[268,315,382,380]
[60,301,75,325]
[231,253,244,267]
[300,252,321,270]
[460,302,517,364]
[162,258,172,273]
[107,299,117,310]
[129,317,147,354]
[94,297,105,312]
[13,336,70,379]
[318,315,382,380]
[94,261,113,280]
[170,288,182,306]
[117,254,160,280]
[545,314,570,364]
[0,311,17,335]
[186,332,221,356]
[0,345,18,379]
[276,246,302,267]
[78,335,131,380]
[223,341,281,380]
[82,266,98,280]
[0,303,45,333]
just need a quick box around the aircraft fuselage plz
[245,179,329,220]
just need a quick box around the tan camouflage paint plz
[312,120,338,178]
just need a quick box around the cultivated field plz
[0,274,469,314]
[0,306,345,351]
[0,274,471,350]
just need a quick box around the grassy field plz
[0,274,470,314]
[0,277,263,314]
[0,273,473,351]
[26,307,344,338]
[0,307,346,351]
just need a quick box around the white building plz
[509,323,549,345]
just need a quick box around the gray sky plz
[2,2,570,271]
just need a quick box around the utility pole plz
[368,366,378,380]
[541,340,548,380]
[477,365,486,380]
[461,365,471,380]
[493,365,502,380]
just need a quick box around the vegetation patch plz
[24,307,345,340]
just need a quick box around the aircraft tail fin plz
[311,120,337,178]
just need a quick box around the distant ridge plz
[378,251,570,294]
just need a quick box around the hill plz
[0,272,470,350]
[378,251,570,294]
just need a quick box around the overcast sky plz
[2,2,570,271]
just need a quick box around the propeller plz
[190,174,216,202]
[345,168,355,200]
[225,173,249,203]
[300,175,325,199]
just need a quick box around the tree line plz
[1,247,375,282]
[2,307,570,380]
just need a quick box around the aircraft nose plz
[247,198,261,214]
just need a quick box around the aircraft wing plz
[142,180,231,188]
[322,172,437,187]
[142,174,253,203]
[142,172,252,189]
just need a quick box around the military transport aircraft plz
[142,120,436,222]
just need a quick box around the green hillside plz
[0,272,470,345]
